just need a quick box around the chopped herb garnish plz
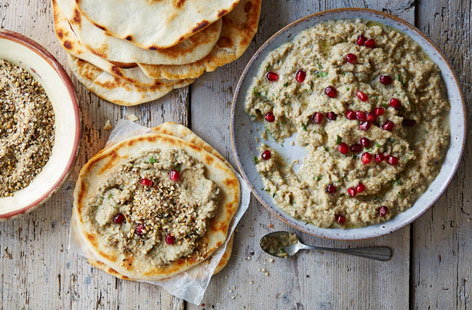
[283,82,289,87]
[314,175,323,181]
[272,193,276,198]
[336,135,342,144]
[315,71,328,78]
[393,178,402,185]
[375,142,382,148]
[324,147,329,152]
[149,157,157,164]
[107,193,113,199]
[346,87,350,91]
[302,123,308,131]
[253,156,259,164]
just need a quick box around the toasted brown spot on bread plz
[72,9,81,23]
[63,40,73,49]
[204,155,214,164]
[94,23,106,31]
[57,30,63,38]
[224,178,238,187]
[149,46,158,50]
[217,36,233,48]
[192,20,209,33]
[98,151,119,174]
[173,0,185,8]
[244,1,253,12]
[125,35,132,41]
[218,9,228,17]
[111,66,123,77]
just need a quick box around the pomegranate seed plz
[379,75,393,85]
[266,71,279,81]
[311,112,324,124]
[350,143,362,153]
[361,152,373,164]
[360,137,371,148]
[357,35,367,46]
[326,112,337,121]
[365,39,376,48]
[387,155,399,165]
[356,111,366,121]
[366,113,376,123]
[359,121,372,131]
[169,170,180,181]
[295,70,306,83]
[135,224,145,236]
[374,153,385,163]
[389,98,402,109]
[356,183,366,193]
[336,214,346,224]
[165,234,176,245]
[324,86,337,98]
[345,110,356,120]
[261,150,272,160]
[378,206,389,217]
[356,91,368,102]
[140,178,153,186]
[264,112,275,122]
[347,187,357,197]
[402,119,416,127]
[382,120,395,131]
[337,143,349,155]
[374,107,385,116]
[113,213,125,224]
[326,184,337,193]
[346,53,358,64]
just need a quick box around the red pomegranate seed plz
[366,113,376,123]
[324,86,337,98]
[347,187,357,197]
[326,184,337,193]
[350,143,362,153]
[387,155,399,165]
[374,107,385,116]
[264,112,275,122]
[356,111,366,121]
[337,143,349,155]
[356,91,368,102]
[295,70,306,83]
[402,119,416,127]
[378,206,389,217]
[374,153,385,163]
[326,112,337,121]
[382,120,395,131]
[365,39,376,48]
[169,170,180,181]
[360,137,371,148]
[311,112,324,124]
[357,35,367,46]
[389,98,402,110]
[113,213,125,224]
[356,183,366,193]
[140,178,153,186]
[346,53,358,64]
[345,110,356,120]
[359,121,372,131]
[266,71,279,81]
[165,234,176,245]
[336,214,346,224]
[135,224,145,236]
[261,150,272,160]
[361,152,373,164]
[379,75,393,85]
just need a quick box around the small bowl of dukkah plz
[0,30,80,220]
[231,8,466,240]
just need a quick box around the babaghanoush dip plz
[245,20,450,228]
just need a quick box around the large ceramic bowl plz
[0,30,80,220]
[231,8,466,240]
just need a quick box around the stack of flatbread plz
[73,122,239,280]
[52,0,261,106]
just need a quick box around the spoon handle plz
[307,245,393,261]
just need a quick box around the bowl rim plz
[230,7,467,240]
[0,29,81,219]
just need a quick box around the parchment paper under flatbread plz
[138,0,261,80]
[67,55,194,106]
[73,133,240,281]
[76,0,240,49]
[56,0,222,65]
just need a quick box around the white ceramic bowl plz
[231,8,466,240]
[0,30,80,220]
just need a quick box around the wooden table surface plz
[1,0,471,309]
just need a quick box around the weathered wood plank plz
[412,1,472,309]
[189,1,413,309]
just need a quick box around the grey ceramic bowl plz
[230,8,466,240]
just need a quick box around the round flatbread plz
[73,133,240,281]
[67,55,194,106]
[56,0,222,65]
[76,0,240,49]
[138,0,261,80]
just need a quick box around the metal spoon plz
[260,231,392,261]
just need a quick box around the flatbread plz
[56,0,222,65]
[138,0,261,80]
[67,55,194,106]
[73,133,240,281]
[52,0,170,87]
[76,0,240,49]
